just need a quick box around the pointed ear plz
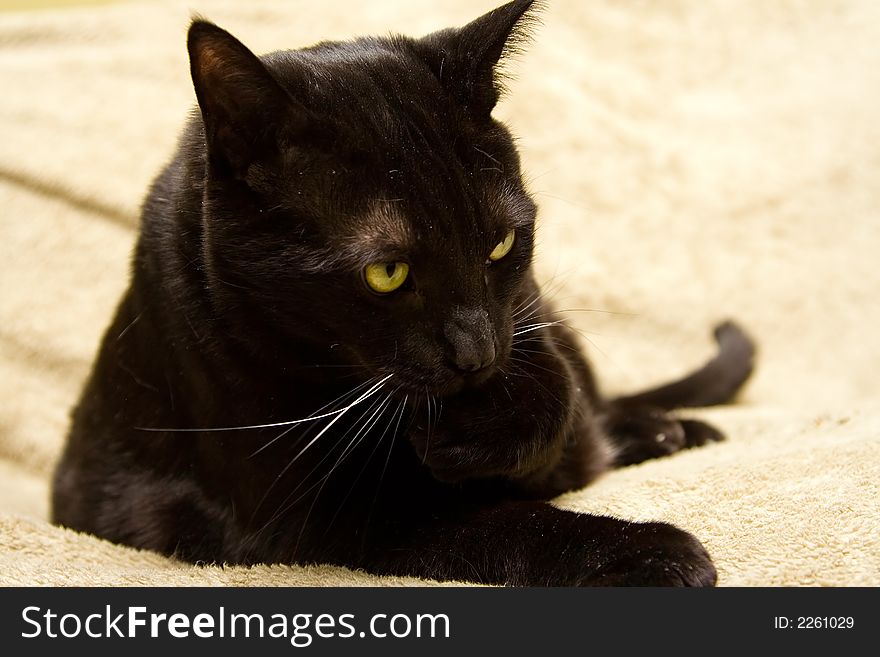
[416,0,540,118]
[188,20,305,178]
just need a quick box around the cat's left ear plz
[416,0,540,119]
[188,20,309,178]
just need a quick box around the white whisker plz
[360,394,408,544]
[135,373,393,433]
[512,321,562,337]
[276,377,390,482]
[290,389,398,553]
[322,393,407,537]
[248,386,391,537]
[247,378,378,459]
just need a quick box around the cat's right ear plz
[416,0,540,119]
[188,20,306,178]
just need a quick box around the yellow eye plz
[489,229,516,261]
[364,261,409,294]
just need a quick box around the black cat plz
[52,0,754,586]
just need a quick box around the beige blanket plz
[1,0,878,586]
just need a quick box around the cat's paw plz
[581,522,717,587]
[679,418,724,447]
[411,434,492,483]
[410,418,553,484]
[604,404,724,466]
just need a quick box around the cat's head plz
[187,0,541,395]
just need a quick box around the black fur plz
[52,0,754,586]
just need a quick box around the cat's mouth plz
[379,359,502,398]
[439,365,498,395]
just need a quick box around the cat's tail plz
[612,320,756,410]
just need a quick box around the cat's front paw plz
[410,432,492,483]
[580,522,717,587]
[410,425,539,483]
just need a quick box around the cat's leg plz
[545,321,729,468]
[364,500,716,587]
[53,454,234,564]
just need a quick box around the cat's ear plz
[416,0,540,118]
[188,20,306,178]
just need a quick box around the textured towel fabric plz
[1,0,878,586]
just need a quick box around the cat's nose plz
[450,337,496,373]
[443,308,497,373]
